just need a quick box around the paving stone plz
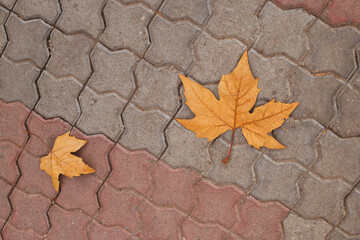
[47,205,91,240]
[88,43,138,99]
[160,0,210,25]
[350,70,360,91]
[338,189,360,235]
[0,178,11,222]
[0,56,40,108]
[8,188,50,234]
[100,0,153,55]
[47,29,94,83]
[77,87,126,141]
[132,60,181,115]
[254,2,315,61]
[251,156,305,207]
[2,224,43,240]
[149,161,200,213]
[137,200,186,240]
[0,0,16,9]
[323,0,360,27]
[120,0,162,9]
[272,0,329,16]
[267,119,323,166]
[162,120,211,173]
[88,220,133,240]
[205,138,260,190]
[36,71,82,124]
[312,130,360,185]
[146,15,199,71]
[331,87,360,137]
[13,0,61,24]
[108,145,155,195]
[189,32,246,84]
[327,228,360,240]
[289,68,343,125]
[0,142,20,184]
[228,234,243,240]
[120,104,169,157]
[191,180,244,228]
[4,14,51,68]
[302,20,360,79]
[293,172,350,224]
[56,0,106,38]
[182,217,229,240]
[233,196,289,240]
[97,184,142,232]
[205,0,265,45]
[0,6,8,53]
[282,213,333,240]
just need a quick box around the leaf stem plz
[222,128,235,164]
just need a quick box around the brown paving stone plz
[0,0,16,9]
[0,142,20,184]
[272,0,329,16]
[0,179,11,222]
[0,6,8,53]
[120,0,162,10]
[108,145,155,195]
[182,217,229,240]
[47,205,91,240]
[13,0,60,24]
[149,161,200,213]
[191,180,244,228]
[2,224,43,240]
[327,228,360,240]
[351,70,360,91]
[233,196,289,240]
[323,0,360,27]
[338,189,360,235]
[88,220,133,240]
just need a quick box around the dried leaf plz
[40,132,95,191]
[177,51,298,163]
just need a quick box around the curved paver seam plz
[0,0,16,57]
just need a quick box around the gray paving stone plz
[87,43,138,99]
[77,87,126,141]
[251,156,305,207]
[289,68,343,125]
[146,15,199,71]
[331,87,360,137]
[0,0,15,9]
[119,103,169,157]
[13,0,60,24]
[338,189,360,235]
[302,20,360,79]
[254,2,315,61]
[283,213,333,240]
[312,130,360,185]
[189,31,246,84]
[132,60,181,115]
[0,56,40,108]
[100,0,153,56]
[160,0,210,25]
[350,70,360,92]
[267,119,323,167]
[0,6,8,53]
[120,0,162,10]
[205,0,265,45]
[56,0,106,38]
[205,138,260,190]
[327,229,360,240]
[293,172,350,224]
[47,29,94,83]
[4,13,51,68]
[36,71,82,124]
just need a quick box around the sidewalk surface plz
[0,0,360,239]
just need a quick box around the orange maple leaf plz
[177,51,298,163]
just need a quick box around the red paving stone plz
[323,0,360,26]
[2,224,43,240]
[182,217,229,240]
[0,142,20,184]
[88,220,133,240]
[272,0,329,16]
[0,179,11,222]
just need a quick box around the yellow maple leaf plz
[40,132,95,191]
[177,51,298,163]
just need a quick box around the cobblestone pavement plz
[0,0,359,239]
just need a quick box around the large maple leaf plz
[40,132,95,191]
[177,51,298,163]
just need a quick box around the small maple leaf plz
[40,132,95,191]
[177,51,298,163]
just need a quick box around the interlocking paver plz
[4,13,50,68]
[327,228,360,240]
[182,218,229,240]
[206,0,265,45]
[267,119,323,166]
[88,220,133,240]
[77,87,126,140]
[36,71,82,124]
[0,178,11,223]
[282,213,332,240]
[88,43,138,99]
[272,0,329,16]
[189,32,246,84]
[351,70,360,91]
[293,172,350,224]
[302,20,360,79]
[251,156,305,207]
[0,0,16,9]
[13,0,60,24]
[338,189,360,235]
[100,0,153,56]
[120,0,162,10]
[323,0,360,27]
[0,142,20,184]
[56,0,106,38]
[0,56,40,108]
[254,2,314,61]
[0,6,8,53]
[289,68,343,125]
[47,29,94,83]
[146,15,199,70]
[233,196,289,240]
[2,224,43,240]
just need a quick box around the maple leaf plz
[177,51,298,163]
[40,132,95,191]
